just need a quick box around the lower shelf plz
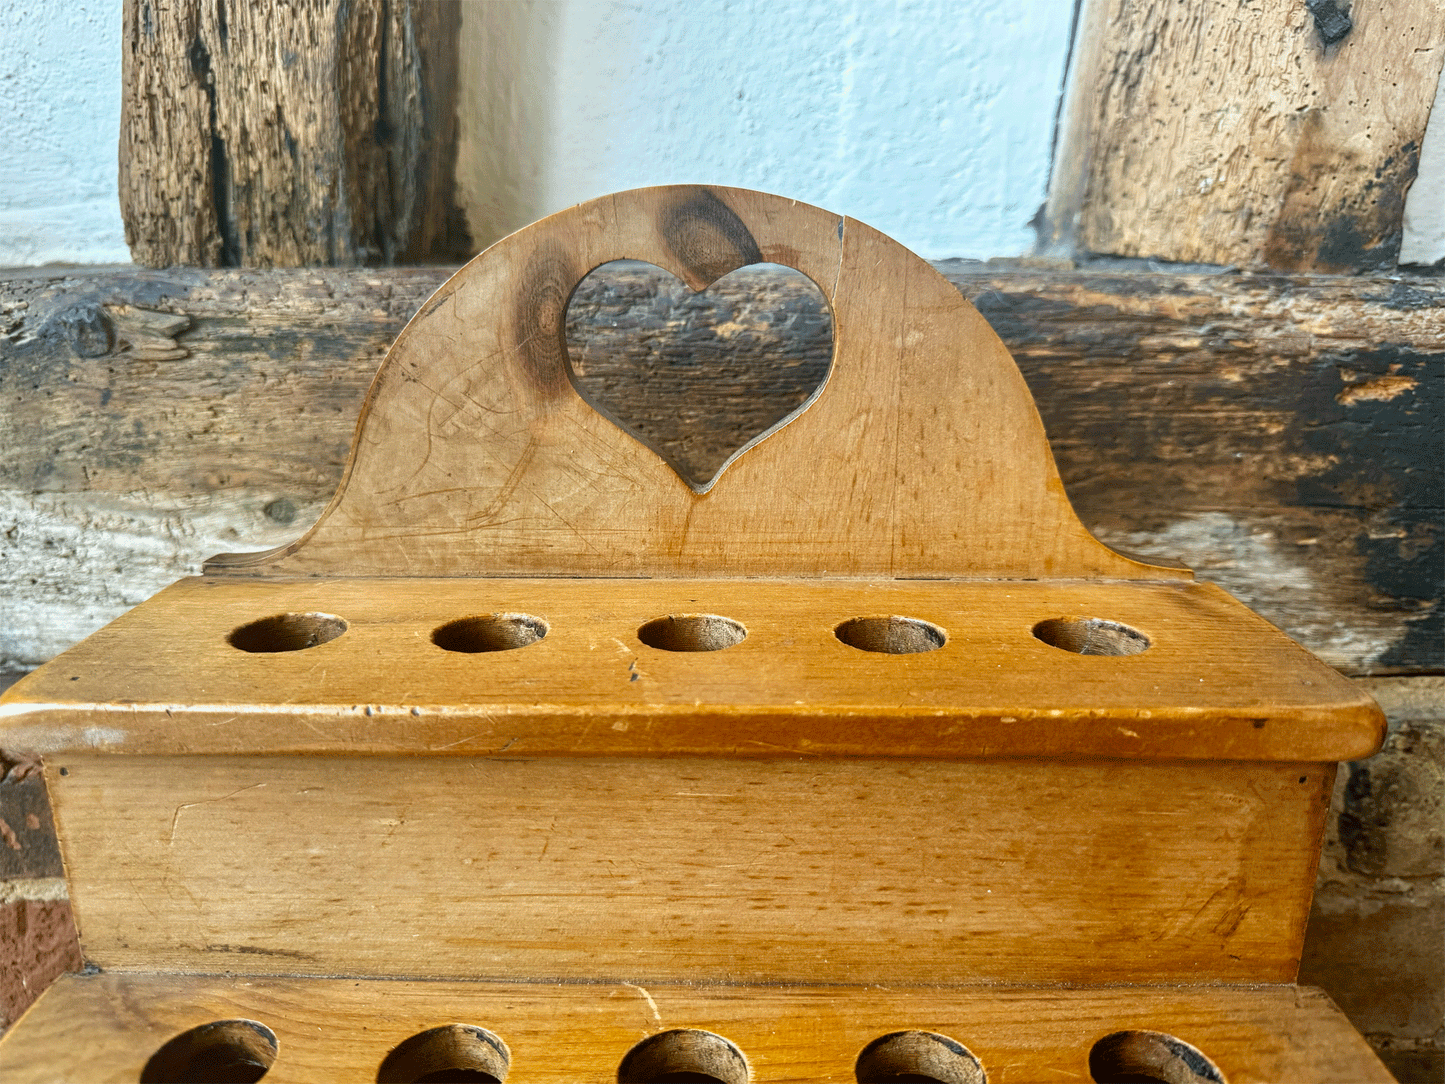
[0,972,1393,1083]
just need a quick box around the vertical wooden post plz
[119,0,469,267]
[1042,0,1445,272]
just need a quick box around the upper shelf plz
[206,185,1184,582]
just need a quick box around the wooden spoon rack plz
[0,186,1393,1082]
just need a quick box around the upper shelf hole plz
[638,613,747,652]
[228,613,347,653]
[836,615,946,654]
[1033,617,1150,656]
[433,614,549,653]
[565,260,832,492]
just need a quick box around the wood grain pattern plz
[119,0,468,267]
[1047,0,1445,270]
[44,754,1331,985]
[0,189,1397,1074]
[0,577,1382,762]
[207,187,1171,582]
[0,973,1395,1083]
[3,264,1437,675]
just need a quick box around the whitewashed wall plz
[0,0,131,267]
[457,0,1077,259]
[4,0,1441,267]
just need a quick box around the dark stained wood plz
[1,264,1437,676]
[119,0,469,267]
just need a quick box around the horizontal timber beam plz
[0,263,1439,676]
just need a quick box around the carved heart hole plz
[564,261,833,493]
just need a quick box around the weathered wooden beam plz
[1044,0,1445,271]
[0,264,1439,676]
[119,0,468,267]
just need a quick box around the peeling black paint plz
[1374,281,1445,311]
[1264,132,1418,273]
[1306,0,1353,46]
[1295,347,1443,671]
[1339,762,1378,873]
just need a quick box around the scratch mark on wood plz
[623,981,664,1026]
[168,782,267,845]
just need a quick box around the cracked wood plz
[119,0,469,267]
[1046,0,1445,270]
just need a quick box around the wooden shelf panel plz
[46,754,1328,985]
[0,973,1394,1083]
[0,577,1380,762]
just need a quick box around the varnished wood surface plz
[0,577,1381,762]
[2,264,1438,676]
[46,754,1329,984]
[0,973,1395,1083]
[208,186,1173,582]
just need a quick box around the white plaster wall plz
[0,0,131,267]
[461,0,1076,259]
[1400,71,1445,267]
[4,0,1439,266]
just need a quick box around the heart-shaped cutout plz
[564,261,833,493]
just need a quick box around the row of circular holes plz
[142,1020,1224,1084]
[230,612,1152,657]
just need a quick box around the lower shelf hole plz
[617,1028,750,1084]
[1088,1031,1224,1084]
[140,1019,277,1083]
[854,1030,985,1084]
[432,614,549,653]
[835,615,946,654]
[228,613,347,653]
[1032,617,1150,656]
[376,1024,510,1083]
[637,614,747,652]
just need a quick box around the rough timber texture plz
[1046,0,1445,271]
[120,0,468,267]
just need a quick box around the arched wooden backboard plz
[209,186,1185,581]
